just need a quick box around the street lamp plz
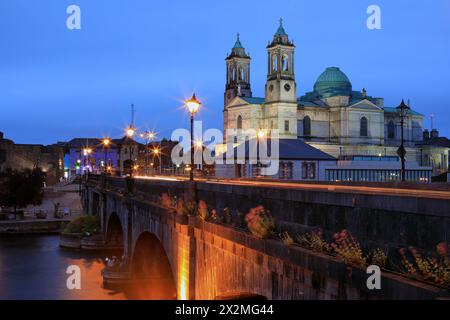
[82,147,92,175]
[102,138,111,173]
[152,147,162,174]
[185,93,201,181]
[125,126,136,176]
[396,99,410,182]
[126,127,135,138]
[142,130,156,175]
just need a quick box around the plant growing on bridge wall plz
[223,207,232,225]
[245,205,275,239]
[280,232,294,246]
[209,209,221,223]
[177,199,197,216]
[160,193,172,208]
[198,200,209,220]
[399,243,450,287]
[297,229,330,253]
[370,248,388,268]
[330,230,367,268]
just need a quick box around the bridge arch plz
[105,212,124,251]
[130,231,177,300]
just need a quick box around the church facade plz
[222,20,448,179]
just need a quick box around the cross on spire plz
[275,17,287,36]
[233,32,243,49]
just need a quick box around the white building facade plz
[221,20,445,182]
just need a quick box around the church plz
[221,20,448,182]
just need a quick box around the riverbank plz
[0,218,71,234]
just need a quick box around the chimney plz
[423,129,430,141]
[431,128,439,139]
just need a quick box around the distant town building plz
[66,138,120,176]
[65,137,180,177]
[219,20,446,182]
[0,131,64,185]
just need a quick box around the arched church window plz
[237,115,243,130]
[239,68,244,81]
[303,116,311,136]
[272,55,278,72]
[282,54,289,71]
[360,117,368,137]
[388,121,395,139]
[232,68,236,81]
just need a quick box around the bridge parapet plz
[82,175,450,300]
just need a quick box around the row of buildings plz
[1,21,449,184]
[0,131,180,184]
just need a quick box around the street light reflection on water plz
[0,235,176,300]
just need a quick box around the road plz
[134,175,450,200]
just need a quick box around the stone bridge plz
[82,175,450,300]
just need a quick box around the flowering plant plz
[297,229,330,253]
[331,229,367,268]
[245,205,275,239]
[198,200,209,221]
[399,243,450,287]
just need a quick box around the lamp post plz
[102,138,111,174]
[396,99,410,182]
[142,130,156,175]
[185,93,201,181]
[82,147,92,174]
[152,147,162,174]
[125,126,135,176]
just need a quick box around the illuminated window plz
[279,162,293,179]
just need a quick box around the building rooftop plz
[222,139,336,161]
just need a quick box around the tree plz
[0,168,46,216]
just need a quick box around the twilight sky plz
[1,0,449,145]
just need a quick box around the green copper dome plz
[313,67,352,98]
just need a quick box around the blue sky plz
[1,0,449,144]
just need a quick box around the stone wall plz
[0,219,69,234]
[86,176,450,300]
[193,218,447,300]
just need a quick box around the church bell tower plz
[224,33,252,106]
[265,19,296,103]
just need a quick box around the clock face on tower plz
[284,83,291,92]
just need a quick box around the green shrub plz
[64,215,100,235]
[245,205,275,239]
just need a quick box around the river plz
[0,234,129,300]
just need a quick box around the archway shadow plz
[125,232,177,300]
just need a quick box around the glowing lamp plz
[185,93,201,114]
[257,130,265,139]
[126,127,135,138]
[102,138,111,146]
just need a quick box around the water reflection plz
[0,235,175,300]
